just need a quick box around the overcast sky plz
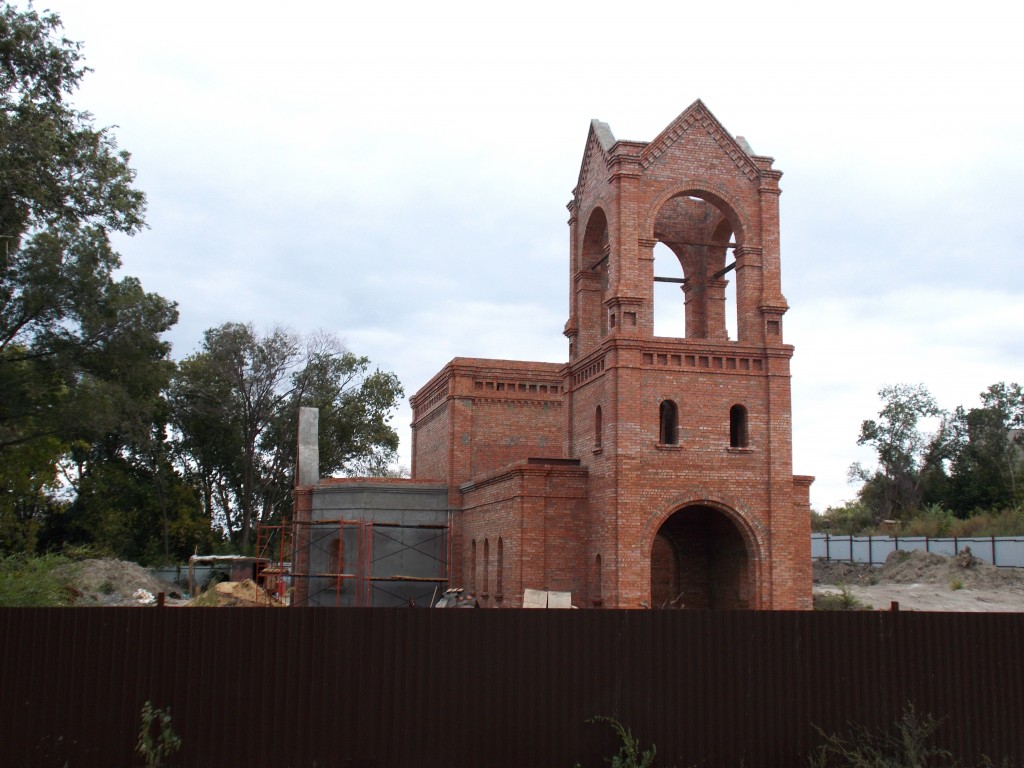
[50,0,1024,510]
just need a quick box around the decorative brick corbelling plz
[734,244,763,264]
[759,303,790,316]
[604,295,644,308]
[763,345,796,361]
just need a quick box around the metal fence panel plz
[994,537,1024,567]
[812,534,1024,567]
[1,609,1022,768]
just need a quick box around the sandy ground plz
[62,550,1024,611]
[58,559,281,607]
[56,558,182,606]
[813,549,1024,612]
[816,581,1024,612]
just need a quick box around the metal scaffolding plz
[258,514,451,607]
[254,521,292,602]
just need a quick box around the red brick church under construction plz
[293,101,813,610]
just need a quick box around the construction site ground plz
[813,548,1024,611]
[57,559,279,607]
[55,551,1024,611]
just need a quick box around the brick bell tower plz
[564,100,813,609]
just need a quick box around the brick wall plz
[460,460,589,607]
[403,101,813,610]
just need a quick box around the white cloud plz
[45,0,1024,510]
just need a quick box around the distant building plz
[292,101,813,609]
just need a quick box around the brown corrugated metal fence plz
[1,609,1022,767]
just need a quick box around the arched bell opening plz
[651,195,740,341]
[652,241,685,337]
[650,505,753,609]
[575,206,611,354]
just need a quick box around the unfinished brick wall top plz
[410,357,567,505]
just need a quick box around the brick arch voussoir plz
[644,493,766,566]
[645,493,766,608]
[642,181,754,247]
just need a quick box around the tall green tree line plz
[849,382,1024,524]
[170,324,402,549]
[0,2,176,556]
[0,4,404,563]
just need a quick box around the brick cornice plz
[459,459,588,495]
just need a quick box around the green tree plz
[170,324,403,548]
[0,4,178,554]
[850,383,951,522]
[947,382,1024,514]
[0,427,62,553]
[36,416,222,564]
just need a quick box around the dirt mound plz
[813,559,877,585]
[187,579,282,607]
[877,548,1024,589]
[815,548,1024,589]
[56,558,179,606]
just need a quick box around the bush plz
[136,701,182,768]
[578,716,656,768]
[814,584,871,611]
[899,504,955,537]
[813,501,875,535]
[0,554,75,607]
[809,703,1009,767]
[945,507,1024,537]
[826,504,1024,538]
[809,704,951,767]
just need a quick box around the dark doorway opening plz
[651,505,752,609]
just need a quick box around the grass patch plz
[814,584,872,611]
[188,584,222,607]
[0,553,76,607]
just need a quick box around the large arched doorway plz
[651,505,753,609]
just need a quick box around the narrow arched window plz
[594,406,603,449]
[659,400,678,445]
[730,404,749,448]
[496,538,504,599]
[470,539,477,593]
[483,538,490,597]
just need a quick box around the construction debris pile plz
[187,579,284,607]
[56,559,179,606]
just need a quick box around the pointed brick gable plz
[573,120,615,204]
[640,100,759,181]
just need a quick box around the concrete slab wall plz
[304,481,449,607]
